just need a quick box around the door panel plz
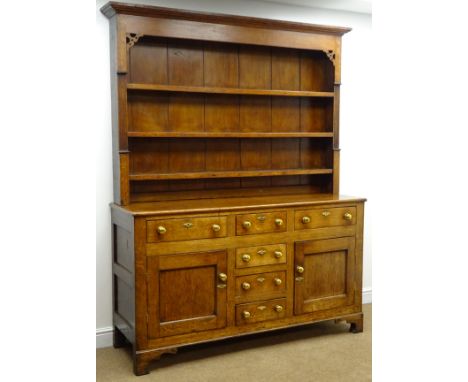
[159,267,216,322]
[294,237,355,315]
[147,250,227,338]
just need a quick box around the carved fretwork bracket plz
[324,49,336,65]
[126,33,144,49]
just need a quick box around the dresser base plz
[110,194,366,376]
[127,313,363,375]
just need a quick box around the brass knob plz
[296,266,304,274]
[242,282,251,290]
[218,273,227,282]
[275,218,284,227]
[273,278,282,286]
[274,305,283,313]
[344,212,353,221]
[242,221,252,229]
[257,249,267,256]
[157,226,167,235]
[212,224,221,232]
[274,251,283,259]
[242,311,251,319]
[242,254,251,262]
[302,216,311,224]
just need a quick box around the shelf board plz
[127,131,334,138]
[127,83,335,98]
[129,168,333,181]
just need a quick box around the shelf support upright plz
[109,14,131,205]
[332,37,342,195]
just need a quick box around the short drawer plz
[235,271,286,300]
[235,243,286,268]
[236,211,287,236]
[236,298,287,325]
[147,216,227,243]
[295,206,357,230]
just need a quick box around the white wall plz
[96,0,372,347]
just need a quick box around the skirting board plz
[96,326,114,349]
[362,287,372,304]
[96,288,373,348]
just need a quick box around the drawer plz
[147,216,227,243]
[236,298,287,325]
[236,211,287,236]
[295,206,357,230]
[235,243,286,268]
[235,271,287,300]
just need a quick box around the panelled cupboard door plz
[294,237,355,315]
[147,250,227,338]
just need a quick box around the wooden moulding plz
[100,2,352,36]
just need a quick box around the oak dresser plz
[101,2,366,375]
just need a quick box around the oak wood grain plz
[104,4,363,377]
[129,168,333,181]
[294,237,356,314]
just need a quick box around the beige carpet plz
[97,304,371,382]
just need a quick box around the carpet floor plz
[97,304,371,382]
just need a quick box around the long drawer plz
[147,216,227,242]
[295,206,356,230]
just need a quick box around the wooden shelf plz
[129,168,333,181]
[127,83,335,98]
[128,132,334,138]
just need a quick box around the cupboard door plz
[147,250,227,338]
[294,237,355,315]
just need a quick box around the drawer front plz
[236,298,287,325]
[236,211,287,236]
[295,206,357,230]
[235,271,287,300]
[235,243,286,268]
[147,216,227,243]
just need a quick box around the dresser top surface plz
[111,193,366,217]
